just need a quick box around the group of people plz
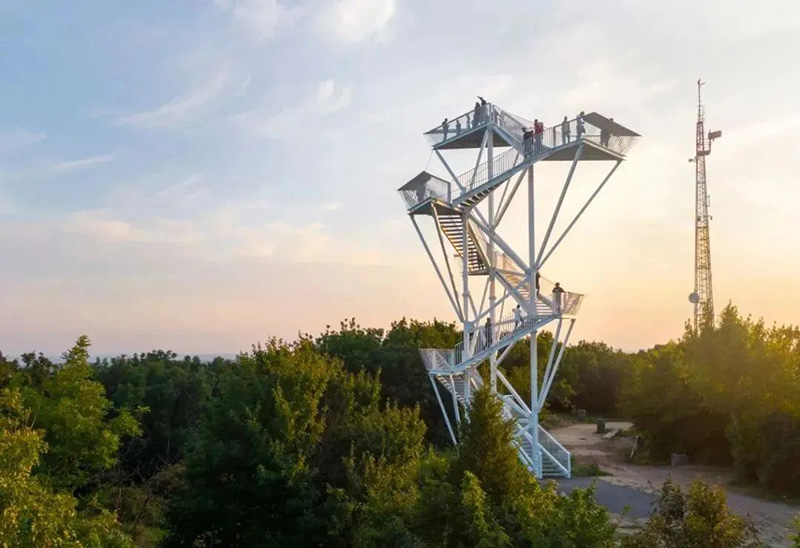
[440,97,498,141]
[523,111,589,154]
[440,104,615,152]
[522,119,545,156]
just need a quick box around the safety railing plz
[424,104,497,146]
[398,176,452,210]
[456,145,525,198]
[419,348,456,371]
[557,291,583,316]
[583,133,639,156]
[539,425,571,477]
[451,310,541,367]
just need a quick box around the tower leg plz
[488,128,497,391]
[527,164,540,476]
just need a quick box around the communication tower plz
[688,80,721,332]
[398,101,639,477]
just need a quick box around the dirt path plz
[550,422,798,547]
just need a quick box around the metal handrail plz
[539,425,571,477]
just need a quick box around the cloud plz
[235,79,352,140]
[324,0,395,43]
[0,128,46,156]
[66,210,150,243]
[214,0,297,40]
[118,67,250,129]
[52,153,116,173]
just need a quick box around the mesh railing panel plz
[424,104,497,146]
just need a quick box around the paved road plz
[549,478,655,519]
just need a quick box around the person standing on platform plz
[455,118,462,134]
[576,111,586,140]
[553,282,565,313]
[473,102,481,128]
[561,116,570,144]
[442,118,449,141]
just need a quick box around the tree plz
[0,388,134,547]
[620,342,728,462]
[18,336,141,493]
[317,317,461,446]
[165,340,430,547]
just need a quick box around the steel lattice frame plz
[399,104,638,477]
[692,80,716,332]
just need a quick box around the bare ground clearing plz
[550,421,798,547]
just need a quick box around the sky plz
[1,0,799,356]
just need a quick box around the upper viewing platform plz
[399,101,640,213]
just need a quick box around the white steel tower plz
[398,101,640,478]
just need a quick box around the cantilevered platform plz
[401,108,640,215]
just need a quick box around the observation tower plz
[398,101,640,478]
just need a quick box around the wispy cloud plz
[321,0,396,43]
[214,0,298,40]
[236,79,352,140]
[0,128,46,156]
[118,67,250,129]
[52,153,116,173]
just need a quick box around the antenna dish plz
[689,292,700,304]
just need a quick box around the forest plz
[1,304,799,547]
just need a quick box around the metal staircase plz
[429,367,571,478]
[436,209,487,274]
[433,208,584,318]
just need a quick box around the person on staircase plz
[561,116,570,145]
[523,128,534,157]
[484,317,493,349]
[552,282,565,313]
[534,119,544,153]
[514,304,523,329]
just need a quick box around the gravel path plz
[548,422,799,546]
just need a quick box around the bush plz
[621,479,760,548]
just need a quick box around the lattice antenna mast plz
[688,80,721,332]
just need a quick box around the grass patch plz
[571,461,611,477]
